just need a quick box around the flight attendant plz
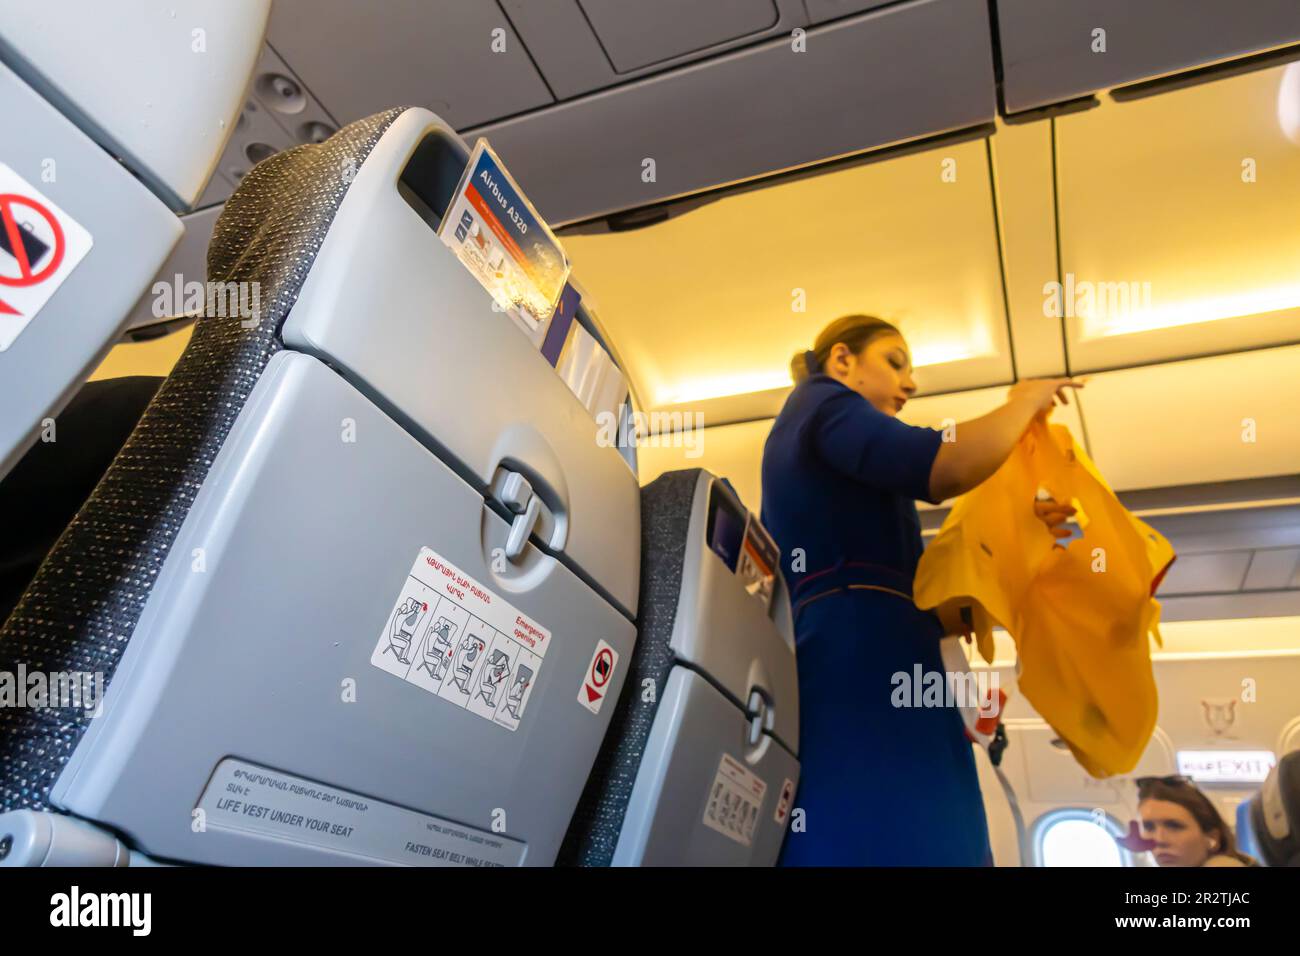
[762,314,1081,866]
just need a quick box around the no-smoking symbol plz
[579,640,618,714]
[0,163,94,352]
[590,647,613,688]
[0,193,66,316]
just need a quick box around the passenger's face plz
[827,333,917,417]
[1138,798,1216,866]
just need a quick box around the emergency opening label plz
[198,759,524,867]
[370,547,549,732]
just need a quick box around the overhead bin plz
[580,0,781,72]
[1053,62,1300,373]
[804,0,896,23]
[266,0,553,130]
[471,0,997,225]
[1078,345,1300,493]
[501,0,807,100]
[561,136,1014,423]
[996,0,1300,114]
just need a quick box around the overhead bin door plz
[1053,63,1300,373]
[997,0,1300,113]
[501,0,807,101]
[580,0,780,72]
[472,0,997,225]
[561,135,1015,426]
[804,0,896,23]
[266,0,554,129]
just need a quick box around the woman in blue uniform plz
[762,314,1081,866]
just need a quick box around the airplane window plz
[1033,809,1131,867]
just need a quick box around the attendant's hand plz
[1007,377,1086,418]
[1034,498,1076,542]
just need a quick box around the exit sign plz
[1176,750,1276,784]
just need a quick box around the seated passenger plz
[1136,775,1258,867]
[0,376,162,622]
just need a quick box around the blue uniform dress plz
[761,374,991,866]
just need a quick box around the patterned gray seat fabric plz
[0,107,407,812]
[557,468,700,865]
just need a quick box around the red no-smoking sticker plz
[0,163,94,351]
[577,639,619,715]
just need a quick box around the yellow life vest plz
[913,417,1175,777]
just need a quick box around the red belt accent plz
[791,562,915,627]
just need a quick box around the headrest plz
[1248,751,1300,866]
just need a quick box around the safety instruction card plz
[737,514,779,611]
[438,139,570,343]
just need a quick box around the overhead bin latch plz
[500,471,541,563]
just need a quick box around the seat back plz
[560,469,799,866]
[0,107,641,867]
[0,2,269,482]
[1246,751,1300,866]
